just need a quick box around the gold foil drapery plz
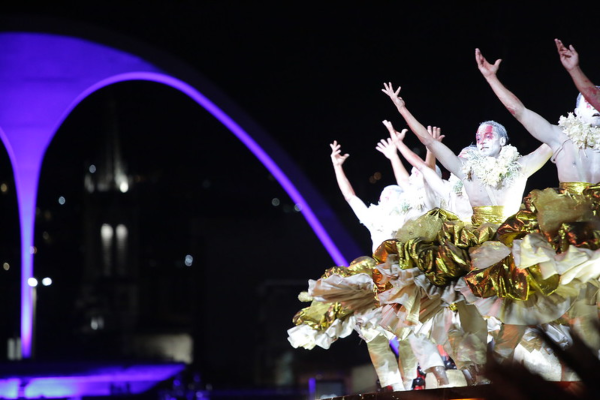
[292,256,384,331]
[466,182,600,300]
[374,208,503,287]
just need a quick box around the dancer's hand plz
[330,140,349,166]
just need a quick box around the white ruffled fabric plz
[287,315,357,350]
[376,263,460,342]
[309,272,376,314]
[513,233,600,284]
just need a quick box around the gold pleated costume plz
[373,207,502,288]
[291,256,384,332]
[465,182,600,302]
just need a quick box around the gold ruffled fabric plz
[292,300,352,332]
[464,257,560,300]
[375,208,500,287]
[465,182,600,301]
[291,256,385,332]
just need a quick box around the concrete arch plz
[0,31,360,358]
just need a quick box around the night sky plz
[1,1,600,392]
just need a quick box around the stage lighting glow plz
[100,224,113,240]
[0,363,186,399]
[0,31,358,359]
[27,278,38,287]
[41,277,52,286]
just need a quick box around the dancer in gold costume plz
[288,137,444,390]
[379,82,552,384]
[475,47,600,362]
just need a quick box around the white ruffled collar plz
[461,145,521,188]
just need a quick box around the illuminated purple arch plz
[0,31,361,358]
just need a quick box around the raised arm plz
[425,125,445,169]
[383,120,447,197]
[517,143,553,178]
[375,135,410,190]
[555,38,600,112]
[475,48,562,148]
[329,141,356,202]
[381,83,463,177]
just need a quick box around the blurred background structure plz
[0,2,598,399]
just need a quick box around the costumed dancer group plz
[287,39,600,391]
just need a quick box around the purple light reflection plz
[0,363,185,399]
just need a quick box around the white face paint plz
[475,124,504,157]
[575,97,600,127]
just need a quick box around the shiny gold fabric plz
[292,256,384,331]
[464,256,560,300]
[499,182,600,252]
[466,182,600,300]
[292,300,352,331]
[321,255,390,293]
[375,208,501,287]
[471,206,507,225]
[561,181,591,195]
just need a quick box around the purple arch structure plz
[0,32,361,359]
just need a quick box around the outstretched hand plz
[555,38,579,71]
[428,126,445,142]
[375,138,398,160]
[330,140,349,167]
[381,82,405,108]
[382,120,407,146]
[475,48,501,78]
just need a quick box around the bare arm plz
[556,38,600,112]
[518,143,553,178]
[383,120,447,197]
[475,48,561,148]
[381,83,463,177]
[375,135,410,189]
[329,141,356,202]
[425,125,445,169]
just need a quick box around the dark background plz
[0,1,599,394]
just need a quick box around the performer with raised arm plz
[383,122,472,221]
[382,82,552,219]
[555,38,600,112]
[475,48,600,185]
[378,83,553,385]
[374,136,458,388]
[476,47,600,357]
[289,137,446,391]
[330,139,410,253]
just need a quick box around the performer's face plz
[575,97,600,127]
[476,124,504,157]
